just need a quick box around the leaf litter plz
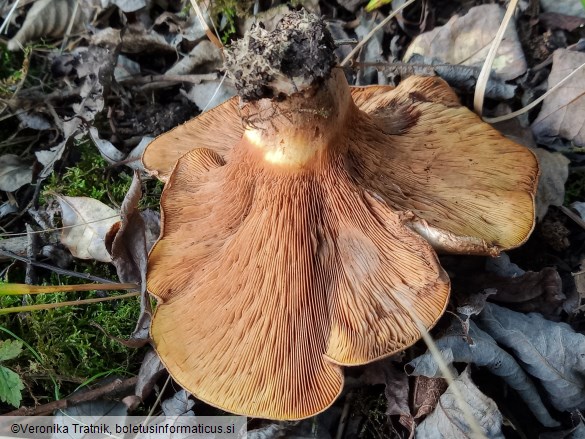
[0,0,584,435]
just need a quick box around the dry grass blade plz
[560,205,585,231]
[340,0,417,67]
[59,0,81,52]
[483,60,585,124]
[0,215,121,239]
[189,0,223,50]
[0,282,138,295]
[411,318,487,439]
[393,291,487,438]
[473,0,519,116]
[0,0,21,35]
[0,291,140,315]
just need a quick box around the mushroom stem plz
[238,69,354,169]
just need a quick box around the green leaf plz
[0,339,22,362]
[365,0,393,12]
[0,365,24,407]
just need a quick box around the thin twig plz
[340,0,417,67]
[119,73,219,86]
[483,60,585,124]
[473,0,519,115]
[59,0,80,53]
[0,249,119,283]
[560,205,585,231]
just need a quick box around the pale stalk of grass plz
[0,214,121,238]
[483,59,585,124]
[201,70,228,112]
[0,282,138,295]
[59,0,80,53]
[340,0,417,67]
[190,0,223,50]
[335,391,352,439]
[144,374,172,423]
[0,0,21,34]
[0,291,140,315]
[473,0,520,116]
[560,205,585,231]
[411,317,487,439]
[393,288,487,438]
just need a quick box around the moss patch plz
[0,264,142,402]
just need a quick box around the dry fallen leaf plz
[455,255,567,319]
[540,0,585,18]
[105,172,151,344]
[56,195,120,263]
[533,148,571,220]
[7,0,85,51]
[102,0,149,13]
[161,390,194,417]
[415,368,504,439]
[532,49,585,147]
[404,4,527,80]
[135,349,165,401]
[89,127,126,164]
[408,317,559,427]
[35,140,68,180]
[166,40,223,76]
[0,155,32,192]
[476,303,585,413]
[91,25,174,54]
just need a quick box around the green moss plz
[41,138,162,209]
[42,139,132,205]
[0,46,26,97]
[208,0,253,43]
[352,387,391,438]
[4,139,157,401]
[0,264,142,401]
[564,169,585,205]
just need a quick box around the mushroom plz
[144,11,538,420]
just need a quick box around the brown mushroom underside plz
[148,139,449,420]
[144,75,538,255]
[145,67,538,420]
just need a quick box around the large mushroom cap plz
[144,82,537,256]
[145,10,537,421]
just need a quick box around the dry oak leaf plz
[404,4,527,81]
[0,155,32,192]
[407,316,559,427]
[532,49,585,147]
[7,0,85,51]
[56,195,119,263]
[476,303,585,413]
[415,368,504,439]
